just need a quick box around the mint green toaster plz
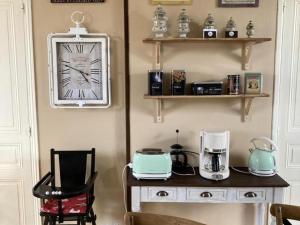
[132,149,172,180]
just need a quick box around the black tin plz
[171,70,186,95]
[148,70,163,96]
[227,75,240,95]
[191,81,223,95]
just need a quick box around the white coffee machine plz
[199,130,230,180]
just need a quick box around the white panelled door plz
[0,0,38,225]
[274,0,300,223]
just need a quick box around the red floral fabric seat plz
[41,194,88,215]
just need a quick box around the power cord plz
[122,163,132,212]
[181,150,200,156]
[172,163,196,176]
[230,166,250,174]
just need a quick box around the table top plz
[127,167,289,188]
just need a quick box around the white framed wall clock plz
[48,12,111,108]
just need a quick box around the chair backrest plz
[271,204,300,225]
[125,212,206,225]
[50,148,95,189]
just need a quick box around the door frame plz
[23,0,40,224]
[272,0,286,198]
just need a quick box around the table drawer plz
[142,187,178,202]
[186,188,227,202]
[236,189,266,202]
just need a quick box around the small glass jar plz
[226,17,237,32]
[177,9,190,38]
[152,5,168,38]
[246,20,255,38]
[203,13,216,30]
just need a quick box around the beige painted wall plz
[32,0,278,225]
[129,1,277,225]
[32,1,126,224]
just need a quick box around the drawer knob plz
[156,191,169,197]
[200,192,213,198]
[244,192,257,198]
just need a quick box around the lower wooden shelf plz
[144,93,270,123]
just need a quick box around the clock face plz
[56,41,104,101]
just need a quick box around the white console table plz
[127,168,289,225]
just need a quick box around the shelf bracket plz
[242,42,254,70]
[155,41,162,70]
[155,99,163,123]
[242,97,254,122]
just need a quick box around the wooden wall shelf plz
[143,37,272,70]
[143,37,272,123]
[143,37,271,44]
[144,93,270,123]
[144,93,270,99]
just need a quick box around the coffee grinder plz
[199,130,230,180]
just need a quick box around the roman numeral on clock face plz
[76,44,83,53]
[91,69,100,75]
[91,78,101,85]
[78,89,85,98]
[64,89,73,98]
[89,44,96,54]
[61,68,70,75]
[61,60,70,64]
[63,44,72,53]
[90,58,101,65]
[61,77,71,87]
[92,90,98,99]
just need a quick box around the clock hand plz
[64,64,89,76]
[63,64,89,83]
[79,71,89,83]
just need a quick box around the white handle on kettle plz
[250,137,279,152]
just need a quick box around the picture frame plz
[244,73,263,94]
[51,0,104,3]
[152,0,192,5]
[218,0,259,7]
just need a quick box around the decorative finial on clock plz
[71,11,85,28]
[69,11,88,38]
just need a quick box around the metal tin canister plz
[148,70,163,96]
[171,70,186,95]
[227,75,240,95]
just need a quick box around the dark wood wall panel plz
[124,0,131,211]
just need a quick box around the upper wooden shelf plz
[143,37,272,70]
[144,93,270,99]
[143,37,272,44]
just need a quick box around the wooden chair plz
[125,212,206,225]
[270,204,300,225]
[33,148,97,225]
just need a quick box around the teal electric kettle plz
[248,137,278,177]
